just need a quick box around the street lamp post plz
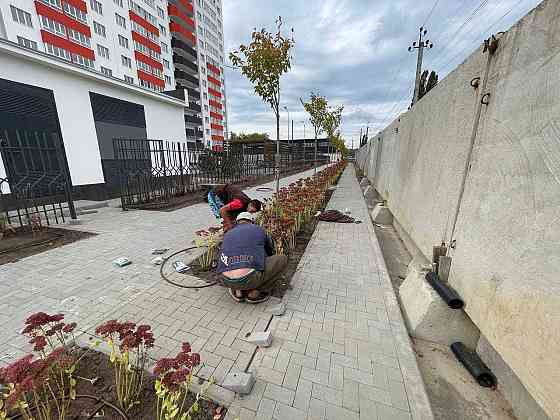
[283,106,290,141]
[300,121,306,139]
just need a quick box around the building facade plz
[0,0,227,149]
[168,0,226,150]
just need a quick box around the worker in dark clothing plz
[207,184,262,231]
[216,212,288,303]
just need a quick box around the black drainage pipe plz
[425,271,464,309]
[451,342,497,388]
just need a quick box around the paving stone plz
[263,383,295,406]
[273,402,307,420]
[257,398,276,420]
[293,378,312,411]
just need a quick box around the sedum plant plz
[95,320,155,413]
[153,342,208,420]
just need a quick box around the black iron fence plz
[114,139,328,210]
[0,128,76,228]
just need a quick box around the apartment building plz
[0,0,228,149]
[169,0,226,150]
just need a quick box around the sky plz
[221,0,543,147]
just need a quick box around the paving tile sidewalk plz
[225,167,434,420]
[0,166,325,365]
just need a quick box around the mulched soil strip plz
[0,227,95,266]
[62,347,224,420]
[131,166,316,212]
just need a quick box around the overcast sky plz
[221,0,543,146]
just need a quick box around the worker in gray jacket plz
[216,212,287,303]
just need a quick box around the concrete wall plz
[0,40,186,188]
[356,1,560,418]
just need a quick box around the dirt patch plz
[0,227,95,265]
[66,347,225,420]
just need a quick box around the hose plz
[425,271,464,309]
[451,342,497,388]
[160,246,218,289]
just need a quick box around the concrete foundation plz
[371,203,393,225]
[399,264,480,349]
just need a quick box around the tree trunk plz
[314,132,318,175]
[275,111,280,193]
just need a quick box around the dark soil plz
[132,165,316,212]
[0,227,95,265]
[66,347,225,420]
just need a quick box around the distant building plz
[0,0,227,148]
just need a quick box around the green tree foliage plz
[330,132,349,157]
[230,132,271,143]
[301,92,329,139]
[322,104,344,154]
[229,17,294,143]
[418,70,439,100]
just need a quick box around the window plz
[161,42,168,53]
[10,6,33,27]
[205,117,209,123]
[114,0,123,6]
[157,6,164,18]
[203,93,207,99]
[121,55,132,67]
[93,21,106,37]
[17,36,38,50]
[204,105,208,111]
[163,59,169,69]
[63,2,87,22]
[40,15,66,36]
[165,75,171,85]
[202,80,206,87]
[90,0,103,14]
[118,34,129,48]
[159,24,166,36]
[100,66,112,76]
[124,75,134,84]
[40,0,62,8]
[72,53,94,67]
[97,44,110,59]
[68,28,90,47]
[115,13,126,28]
[45,42,71,60]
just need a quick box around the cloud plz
[222,0,543,146]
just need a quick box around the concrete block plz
[222,371,255,394]
[67,218,82,225]
[370,204,393,225]
[246,331,273,347]
[399,267,480,349]
[266,303,287,316]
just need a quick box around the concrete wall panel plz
[356,1,560,417]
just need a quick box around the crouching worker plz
[207,184,262,232]
[216,212,288,303]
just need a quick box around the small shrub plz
[95,320,155,413]
[153,342,209,420]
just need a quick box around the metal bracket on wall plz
[470,77,481,89]
[481,93,491,105]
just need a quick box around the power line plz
[422,0,441,27]
[428,0,495,68]
[438,0,528,73]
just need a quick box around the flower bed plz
[178,161,347,293]
[0,313,226,420]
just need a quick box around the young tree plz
[230,17,294,193]
[323,104,344,161]
[301,92,328,173]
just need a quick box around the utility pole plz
[291,119,294,141]
[409,26,434,106]
[301,121,306,139]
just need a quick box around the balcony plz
[188,102,201,112]
[173,53,198,72]
[185,115,202,125]
[171,37,196,57]
[174,68,198,85]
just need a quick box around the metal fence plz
[114,139,328,210]
[0,128,76,228]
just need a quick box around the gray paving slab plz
[230,167,434,420]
